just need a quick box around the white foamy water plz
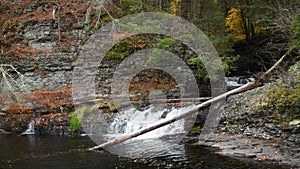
[21,119,35,135]
[106,105,195,140]
[82,104,197,158]
[101,105,196,158]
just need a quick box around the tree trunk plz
[88,48,293,151]
[88,82,255,151]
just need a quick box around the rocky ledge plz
[195,64,300,168]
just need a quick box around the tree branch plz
[88,47,293,151]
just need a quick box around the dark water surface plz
[0,135,289,169]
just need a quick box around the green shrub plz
[108,40,134,60]
[109,100,120,112]
[257,62,300,119]
[267,85,299,113]
[155,38,176,52]
[191,126,201,131]
[69,106,94,131]
[70,116,80,132]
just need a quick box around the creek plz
[0,135,290,168]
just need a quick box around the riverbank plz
[197,133,299,168]
[194,63,300,168]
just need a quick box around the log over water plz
[88,48,293,151]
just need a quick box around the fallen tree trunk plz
[88,48,293,151]
[88,82,254,151]
[74,97,212,106]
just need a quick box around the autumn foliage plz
[31,87,73,110]
[0,0,89,60]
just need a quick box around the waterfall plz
[82,104,197,158]
[21,119,35,135]
[100,105,196,158]
[106,105,194,140]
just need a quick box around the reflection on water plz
[106,138,186,159]
[0,135,291,169]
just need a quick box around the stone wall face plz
[1,21,122,95]
[10,19,81,91]
[0,17,166,134]
[0,1,207,134]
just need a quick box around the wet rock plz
[292,127,300,134]
[288,134,297,142]
[204,68,300,168]
[246,154,257,158]
[265,123,276,130]
[181,136,198,144]
[0,129,11,135]
[252,148,263,153]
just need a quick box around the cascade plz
[106,105,194,140]
[21,119,35,135]
[101,105,196,158]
